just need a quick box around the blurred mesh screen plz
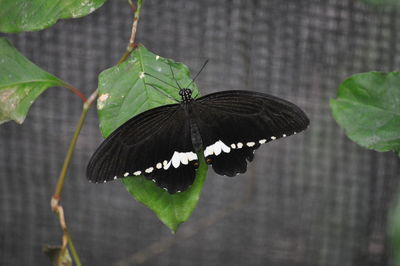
[1,0,400,265]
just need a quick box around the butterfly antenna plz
[186,59,209,88]
[169,64,182,90]
[144,72,180,90]
[145,83,179,103]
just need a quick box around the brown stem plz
[61,82,88,102]
[51,89,99,266]
[117,0,143,64]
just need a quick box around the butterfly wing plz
[192,90,309,176]
[87,103,199,193]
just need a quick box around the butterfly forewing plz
[87,103,198,193]
[192,90,309,176]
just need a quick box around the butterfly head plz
[179,88,193,103]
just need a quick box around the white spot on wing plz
[220,141,231,153]
[171,152,181,168]
[124,172,129,177]
[246,142,255,147]
[231,143,236,149]
[283,134,287,137]
[187,152,198,161]
[156,163,162,169]
[213,142,222,155]
[156,55,160,60]
[134,171,141,176]
[259,139,266,144]
[145,167,154,173]
[114,176,118,180]
[180,153,189,165]
[204,140,231,157]
[159,151,198,170]
[271,136,276,140]
[237,142,243,148]
[139,72,145,79]
[163,160,171,170]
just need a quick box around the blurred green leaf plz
[97,44,207,232]
[330,72,400,156]
[0,38,65,125]
[0,0,107,33]
[390,197,400,266]
[361,0,400,7]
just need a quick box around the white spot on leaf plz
[97,93,109,110]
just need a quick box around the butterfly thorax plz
[179,88,193,103]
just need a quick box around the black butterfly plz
[87,67,309,194]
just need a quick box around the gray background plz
[1,0,400,265]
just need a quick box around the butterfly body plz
[87,88,309,194]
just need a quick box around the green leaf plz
[97,44,207,232]
[330,72,400,156]
[122,154,208,232]
[0,38,65,124]
[361,0,400,7]
[0,0,107,33]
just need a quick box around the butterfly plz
[87,64,309,194]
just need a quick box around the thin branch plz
[61,81,88,102]
[117,0,143,64]
[50,0,142,263]
[67,232,82,266]
[51,89,99,266]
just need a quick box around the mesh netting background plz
[1,0,400,265]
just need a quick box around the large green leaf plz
[330,72,400,156]
[97,44,207,232]
[0,38,65,124]
[0,0,107,33]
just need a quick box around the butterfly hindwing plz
[87,103,198,193]
[192,90,309,176]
